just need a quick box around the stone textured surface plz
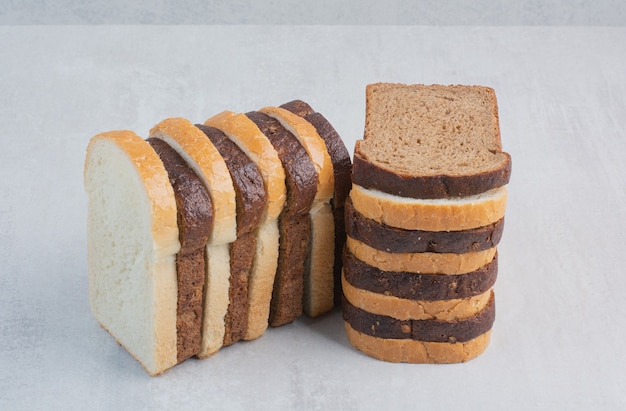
[1,25,626,409]
[0,1,625,25]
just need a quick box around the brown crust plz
[352,149,511,199]
[342,291,495,343]
[345,197,504,254]
[343,248,497,301]
[146,138,212,363]
[345,322,491,363]
[195,125,267,346]
[196,124,266,236]
[280,100,352,304]
[246,111,317,326]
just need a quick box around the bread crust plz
[150,117,237,245]
[347,236,497,275]
[205,111,286,222]
[349,184,508,232]
[343,292,495,342]
[353,149,512,199]
[345,197,504,254]
[345,323,491,363]
[343,248,497,301]
[343,273,492,322]
[259,106,334,203]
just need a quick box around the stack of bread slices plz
[342,83,511,363]
[84,101,351,375]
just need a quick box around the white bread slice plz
[205,111,285,340]
[84,131,180,376]
[345,323,492,364]
[259,106,336,318]
[349,184,508,232]
[149,118,236,358]
[347,236,497,275]
[342,274,492,322]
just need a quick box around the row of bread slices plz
[341,83,512,363]
[84,101,351,375]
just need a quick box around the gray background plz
[1,0,626,25]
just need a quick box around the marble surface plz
[1,25,625,410]
[1,0,625,25]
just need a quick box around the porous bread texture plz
[345,323,492,364]
[347,236,497,275]
[349,184,507,231]
[342,274,493,322]
[260,106,336,317]
[149,118,236,359]
[84,131,179,376]
[360,83,508,182]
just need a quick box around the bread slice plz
[204,111,285,339]
[353,83,511,199]
[84,131,180,376]
[349,184,508,231]
[280,100,352,305]
[345,197,504,254]
[259,106,335,318]
[244,111,317,326]
[347,236,496,275]
[342,274,493,322]
[146,137,213,363]
[149,118,237,358]
[195,124,266,346]
[344,323,492,364]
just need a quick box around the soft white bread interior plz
[149,118,236,358]
[205,111,285,340]
[84,130,180,376]
[259,106,336,317]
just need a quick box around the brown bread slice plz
[342,291,495,342]
[280,100,352,304]
[147,138,213,362]
[345,197,504,254]
[344,323,492,364]
[342,247,497,301]
[196,124,266,347]
[245,111,318,326]
[354,83,511,199]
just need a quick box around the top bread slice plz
[353,83,511,199]
[84,131,180,376]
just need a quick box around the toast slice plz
[353,83,511,199]
[280,100,352,305]
[146,137,213,363]
[149,118,237,358]
[245,111,317,326]
[259,106,336,318]
[205,111,286,339]
[195,124,266,346]
[84,131,180,376]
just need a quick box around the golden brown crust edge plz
[345,322,492,364]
